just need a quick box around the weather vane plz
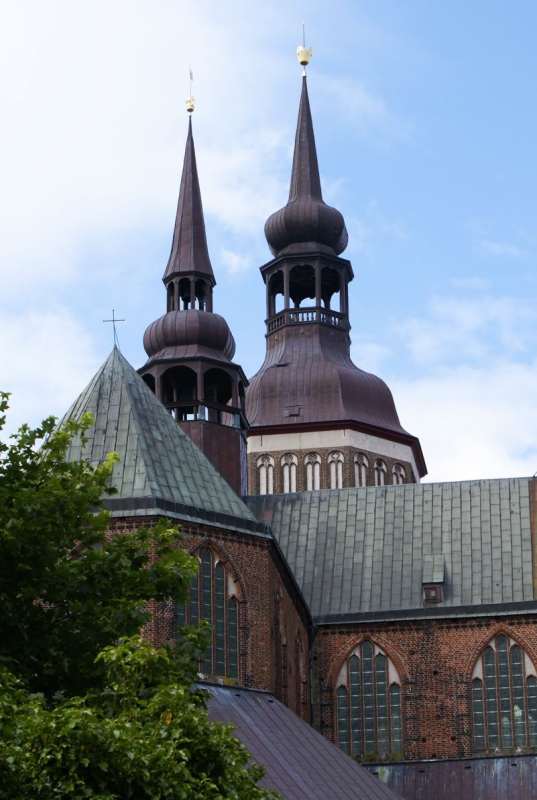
[186,67,195,113]
[296,23,312,76]
[103,308,125,348]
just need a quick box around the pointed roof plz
[288,77,323,202]
[62,349,264,534]
[264,77,348,256]
[164,118,215,283]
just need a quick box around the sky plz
[2,0,537,483]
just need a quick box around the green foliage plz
[0,396,279,799]
[0,637,277,799]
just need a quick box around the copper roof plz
[163,117,214,283]
[265,77,348,257]
[247,478,535,622]
[204,683,404,799]
[143,308,235,363]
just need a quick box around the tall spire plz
[164,116,214,282]
[288,77,323,203]
[264,74,348,256]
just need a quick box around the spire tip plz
[296,24,312,76]
[186,67,195,114]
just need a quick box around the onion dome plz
[164,117,215,283]
[143,309,235,363]
[265,77,348,257]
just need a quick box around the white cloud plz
[394,361,537,482]
[395,293,534,365]
[355,285,537,482]
[479,239,527,258]
[221,249,250,275]
[0,310,100,437]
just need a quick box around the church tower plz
[139,101,248,496]
[246,63,426,495]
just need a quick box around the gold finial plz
[186,67,195,114]
[296,23,312,76]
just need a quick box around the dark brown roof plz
[143,308,235,363]
[246,321,425,473]
[367,754,537,800]
[204,684,404,800]
[163,117,214,283]
[264,77,348,257]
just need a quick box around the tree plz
[0,394,279,799]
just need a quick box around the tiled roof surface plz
[247,480,535,621]
[62,348,263,534]
[204,684,403,800]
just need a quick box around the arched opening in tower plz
[195,279,207,311]
[162,365,197,421]
[178,278,191,311]
[268,271,284,315]
[321,267,341,311]
[290,264,315,308]
[204,368,233,424]
[142,373,156,394]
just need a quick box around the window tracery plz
[354,454,369,487]
[281,453,298,493]
[374,459,387,487]
[471,634,537,753]
[328,450,344,490]
[392,464,406,485]
[176,548,240,680]
[257,454,274,495]
[336,640,402,759]
[305,453,321,491]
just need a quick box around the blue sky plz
[2,1,537,482]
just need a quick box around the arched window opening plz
[281,453,298,493]
[178,278,191,310]
[167,282,175,312]
[142,373,156,394]
[321,267,341,311]
[336,641,403,760]
[268,271,284,315]
[290,264,315,308]
[471,635,537,753]
[374,460,387,487]
[161,366,197,421]
[204,368,233,424]
[176,548,240,680]
[354,454,368,487]
[195,279,207,311]
[257,455,274,496]
[328,451,344,490]
[305,453,321,491]
[392,464,405,485]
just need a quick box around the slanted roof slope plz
[204,684,403,800]
[247,479,535,621]
[63,348,264,534]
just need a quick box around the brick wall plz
[312,615,537,761]
[108,515,311,720]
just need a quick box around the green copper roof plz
[62,348,263,534]
[247,479,535,622]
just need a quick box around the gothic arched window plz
[305,453,321,491]
[336,640,403,759]
[281,453,298,493]
[374,459,387,487]
[471,634,537,753]
[176,548,240,680]
[392,464,405,485]
[354,453,368,487]
[328,451,344,489]
[257,454,274,495]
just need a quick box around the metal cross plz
[103,308,126,348]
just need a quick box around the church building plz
[61,50,537,800]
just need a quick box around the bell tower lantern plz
[139,95,248,496]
